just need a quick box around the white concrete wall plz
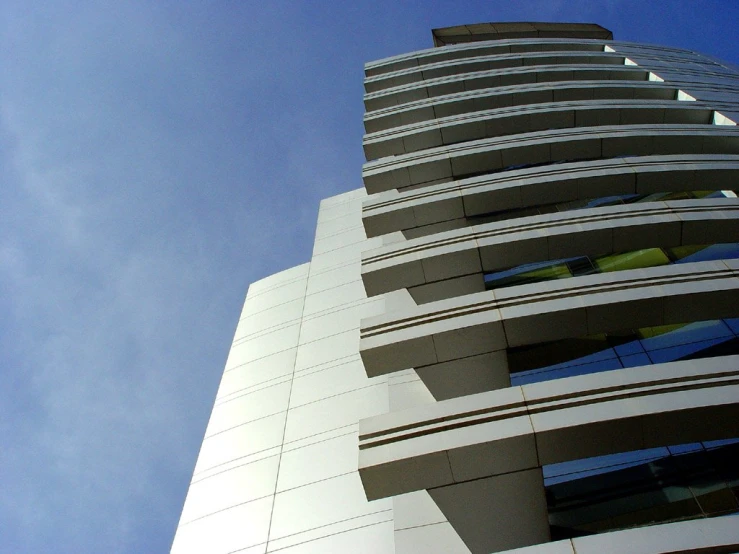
[171,189,399,554]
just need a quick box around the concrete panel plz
[429,469,550,554]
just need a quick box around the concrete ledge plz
[360,261,739,378]
[365,64,648,112]
[362,124,739,194]
[364,80,678,133]
[363,100,723,160]
[359,358,739,552]
[361,198,739,300]
[365,51,625,94]
[502,516,739,554]
[361,154,739,237]
[365,38,702,79]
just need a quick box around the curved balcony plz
[363,99,723,160]
[365,64,650,111]
[365,51,628,94]
[362,124,739,193]
[361,198,739,301]
[364,80,683,133]
[364,46,729,95]
[366,79,739,135]
[365,37,711,78]
[365,38,608,78]
[359,260,739,392]
[362,154,739,238]
[366,65,739,116]
[358,357,739,552]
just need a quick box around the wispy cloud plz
[0,1,737,552]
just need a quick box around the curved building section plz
[362,124,739,193]
[364,64,652,111]
[362,154,739,238]
[360,260,739,377]
[366,27,613,77]
[172,21,739,554]
[361,198,739,300]
[359,357,739,552]
[363,98,722,160]
[364,50,631,93]
[364,80,684,133]
[358,21,739,554]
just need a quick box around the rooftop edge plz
[432,22,613,46]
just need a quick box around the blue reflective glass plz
[668,443,703,455]
[544,439,739,486]
[511,319,739,387]
[543,447,670,485]
[563,347,617,365]
[641,320,733,352]
[620,353,652,368]
[647,336,733,364]
[546,442,739,538]
[675,242,739,264]
[512,355,622,386]
[724,318,739,336]
[705,438,739,449]
[614,340,645,356]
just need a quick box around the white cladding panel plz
[171,190,398,553]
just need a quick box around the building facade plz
[171,23,739,554]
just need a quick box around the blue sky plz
[0,1,738,552]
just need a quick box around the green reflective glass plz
[595,248,670,273]
[516,263,572,282]
[638,323,688,339]
[667,244,708,261]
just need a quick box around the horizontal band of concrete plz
[364,80,681,133]
[365,64,649,112]
[361,154,739,238]
[359,356,739,499]
[365,38,712,78]
[362,124,739,194]
[365,46,729,95]
[366,38,606,78]
[365,78,739,133]
[359,260,739,378]
[365,50,624,94]
[363,99,725,160]
[361,198,739,299]
[359,357,739,552]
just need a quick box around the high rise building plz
[171,22,739,554]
